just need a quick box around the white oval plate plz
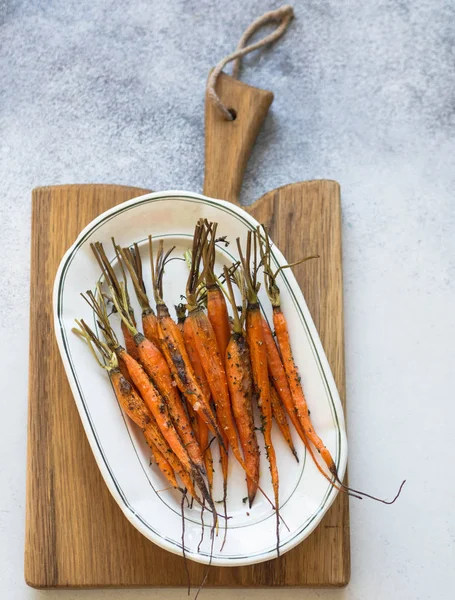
[53,190,347,567]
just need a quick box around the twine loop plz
[207,5,294,121]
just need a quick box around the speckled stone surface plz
[1,1,454,599]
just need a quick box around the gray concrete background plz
[1,1,454,599]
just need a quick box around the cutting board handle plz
[203,72,273,205]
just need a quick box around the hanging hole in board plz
[228,108,237,120]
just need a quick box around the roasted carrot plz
[261,314,329,473]
[185,223,244,468]
[259,227,405,504]
[183,317,214,490]
[237,231,281,552]
[91,241,140,360]
[270,382,298,462]
[148,236,225,450]
[203,227,231,361]
[257,231,340,472]
[224,266,260,507]
[207,285,230,359]
[120,243,160,346]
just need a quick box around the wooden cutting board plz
[25,74,350,588]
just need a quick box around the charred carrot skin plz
[273,306,336,473]
[225,333,259,506]
[157,305,224,448]
[270,382,298,462]
[207,285,231,362]
[133,332,204,470]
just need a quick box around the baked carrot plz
[119,243,160,346]
[149,236,225,450]
[203,227,231,362]
[237,231,281,552]
[224,266,260,507]
[270,382,298,462]
[182,317,214,490]
[91,241,140,360]
[185,222,244,468]
[260,314,328,473]
[259,226,405,504]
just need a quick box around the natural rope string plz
[207,5,295,121]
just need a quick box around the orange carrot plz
[119,244,160,346]
[226,333,259,506]
[119,350,194,473]
[203,229,231,360]
[135,332,205,471]
[185,222,244,467]
[82,289,219,511]
[224,265,260,506]
[261,315,341,485]
[259,226,405,504]
[207,285,230,362]
[186,308,245,464]
[247,305,279,519]
[237,231,281,551]
[158,306,224,447]
[111,370,198,496]
[270,382,298,462]
[183,317,214,489]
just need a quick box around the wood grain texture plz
[204,72,273,205]
[25,181,350,588]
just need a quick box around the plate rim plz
[52,189,348,567]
